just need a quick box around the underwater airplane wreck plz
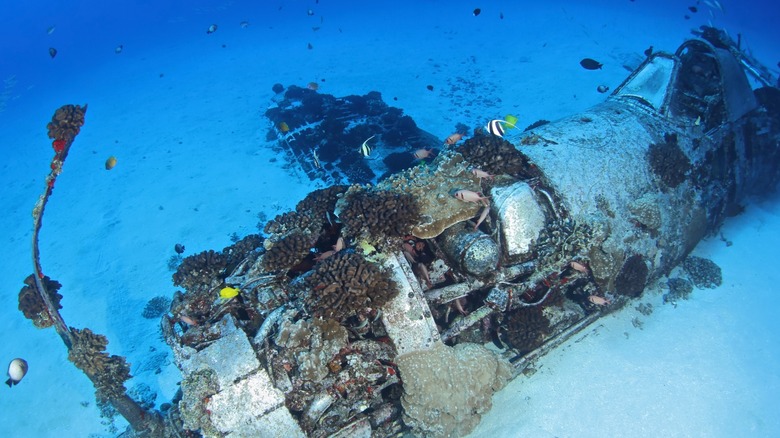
[20,26,780,437]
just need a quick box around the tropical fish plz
[597,85,609,93]
[485,119,516,138]
[6,358,28,387]
[279,122,290,132]
[444,133,463,145]
[644,46,654,57]
[359,135,376,157]
[588,295,611,306]
[49,47,57,59]
[580,58,603,70]
[307,82,319,91]
[240,21,250,28]
[473,8,481,16]
[413,148,434,160]
[115,45,123,54]
[174,243,185,254]
[207,24,218,34]
[311,149,322,169]
[105,156,117,170]
[47,25,56,35]
[219,286,240,299]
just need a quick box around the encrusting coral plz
[18,274,63,329]
[503,306,551,354]
[68,327,132,401]
[302,252,399,323]
[647,133,691,189]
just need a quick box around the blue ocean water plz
[1,1,778,436]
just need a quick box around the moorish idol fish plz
[359,135,376,157]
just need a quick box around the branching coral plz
[68,327,132,401]
[172,250,228,293]
[47,104,87,144]
[682,255,722,288]
[265,186,348,236]
[142,296,172,319]
[18,274,63,328]
[302,252,399,322]
[455,131,535,178]
[337,186,420,244]
[221,234,264,272]
[261,231,314,272]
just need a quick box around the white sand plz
[1,1,777,436]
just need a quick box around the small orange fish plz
[307,82,319,91]
[444,133,463,145]
[105,156,117,170]
[279,122,290,132]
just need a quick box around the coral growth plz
[221,234,264,272]
[647,133,691,189]
[18,274,63,329]
[262,231,313,272]
[302,252,399,322]
[47,104,87,144]
[172,250,228,292]
[398,342,511,438]
[68,327,132,401]
[503,306,551,354]
[614,253,649,297]
[382,152,483,238]
[142,296,172,319]
[455,131,534,178]
[338,186,420,243]
[682,255,722,288]
[667,277,694,299]
[264,186,347,238]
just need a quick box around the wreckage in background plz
[161,27,780,437]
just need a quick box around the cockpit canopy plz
[612,38,758,130]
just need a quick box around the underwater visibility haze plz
[1,0,779,437]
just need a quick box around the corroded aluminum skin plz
[491,181,546,260]
[380,252,440,356]
[437,224,499,276]
[171,316,305,437]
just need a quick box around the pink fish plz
[470,168,494,180]
[588,295,611,306]
[452,189,489,205]
[413,148,434,160]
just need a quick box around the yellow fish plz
[279,122,290,133]
[219,286,240,299]
[105,156,117,170]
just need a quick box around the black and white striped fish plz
[359,135,376,157]
[485,119,516,138]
